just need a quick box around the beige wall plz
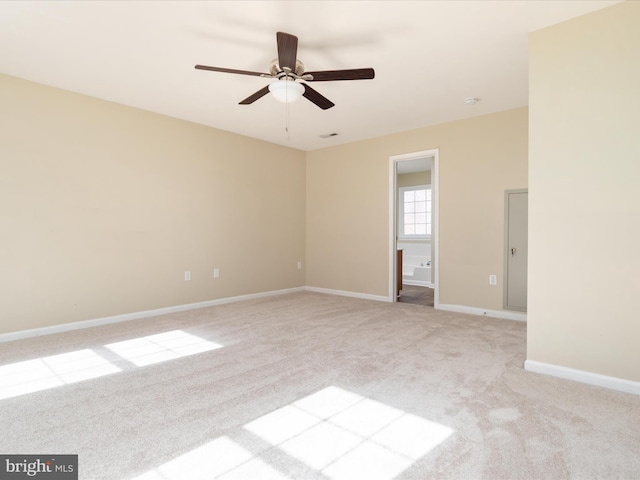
[1,78,528,335]
[0,74,306,334]
[528,1,640,382]
[306,108,528,307]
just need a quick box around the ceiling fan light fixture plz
[269,80,304,103]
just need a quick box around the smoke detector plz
[464,97,480,105]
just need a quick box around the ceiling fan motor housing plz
[270,58,305,79]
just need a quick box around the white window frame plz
[398,184,432,240]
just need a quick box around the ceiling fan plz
[195,32,375,110]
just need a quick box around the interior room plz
[1,1,639,479]
[395,157,434,306]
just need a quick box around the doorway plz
[389,149,439,306]
[504,189,528,311]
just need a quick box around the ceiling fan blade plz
[276,32,298,72]
[302,84,335,110]
[239,85,270,105]
[195,65,268,77]
[304,68,375,82]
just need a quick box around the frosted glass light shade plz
[269,80,304,103]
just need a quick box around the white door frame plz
[388,149,440,306]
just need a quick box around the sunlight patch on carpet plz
[245,386,454,479]
[0,330,222,400]
[104,330,223,367]
[129,436,289,480]
[0,349,120,399]
[130,386,453,479]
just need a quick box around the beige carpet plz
[1,292,638,479]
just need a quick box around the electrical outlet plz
[184,271,191,281]
[489,274,497,286]
[213,268,220,278]
[297,261,302,270]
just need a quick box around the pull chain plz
[284,80,292,141]
[286,99,291,141]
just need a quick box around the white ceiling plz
[0,1,620,151]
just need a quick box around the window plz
[399,185,431,238]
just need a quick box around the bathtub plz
[402,261,432,287]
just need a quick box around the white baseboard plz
[437,303,527,322]
[304,286,391,303]
[525,360,640,396]
[0,289,523,343]
[0,287,305,343]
